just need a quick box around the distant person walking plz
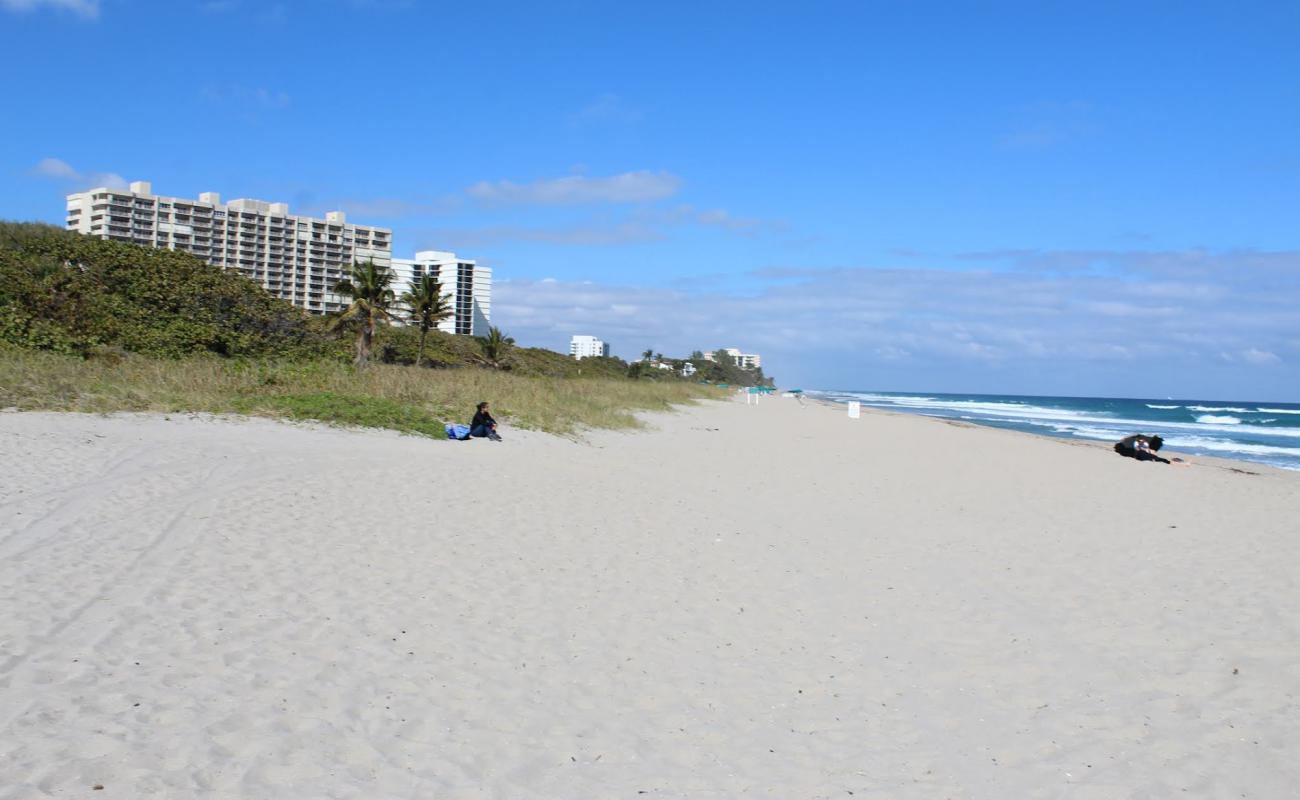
[470,401,503,441]
[1114,434,1170,463]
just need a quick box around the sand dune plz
[1,399,1297,798]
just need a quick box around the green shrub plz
[0,221,329,359]
[0,221,738,436]
[229,391,447,437]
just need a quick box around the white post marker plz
[847,400,861,419]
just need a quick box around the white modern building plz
[66,181,392,315]
[570,335,610,359]
[704,347,762,369]
[389,251,492,336]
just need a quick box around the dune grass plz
[0,349,719,437]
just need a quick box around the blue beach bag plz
[445,423,472,441]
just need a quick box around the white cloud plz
[196,0,293,20]
[695,208,748,228]
[1242,348,1282,366]
[467,170,683,206]
[258,2,287,23]
[201,84,291,109]
[420,221,664,248]
[627,203,786,236]
[413,202,785,248]
[999,100,1098,150]
[252,87,291,108]
[490,249,1300,394]
[693,207,786,235]
[31,157,78,179]
[449,174,778,242]
[310,195,462,218]
[29,157,127,190]
[570,93,642,125]
[1,0,98,18]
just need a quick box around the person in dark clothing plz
[470,401,502,441]
[1114,434,1170,463]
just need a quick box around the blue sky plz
[3,0,1298,399]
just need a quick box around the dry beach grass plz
[0,348,716,436]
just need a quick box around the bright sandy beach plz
[1,397,1297,799]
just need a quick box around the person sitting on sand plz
[470,401,502,441]
[1114,434,1170,464]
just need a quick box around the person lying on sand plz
[1113,434,1178,464]
[470,401,503,442]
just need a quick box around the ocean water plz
[808,390,1300,471]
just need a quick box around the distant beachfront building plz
[389,251,492,336]
[570,335,610,359]
[65,181,392,315]
[704,348,762,370]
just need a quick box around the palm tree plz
[641,348,654,362]
[477,325,515,369]
[332,260,395,365]
[401,274,453,367]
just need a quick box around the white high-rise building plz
[388,251,492,336]
[66,180,392,315]
[570,335,610,359]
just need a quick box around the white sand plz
[1,399,1297,799]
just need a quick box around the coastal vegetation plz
[0,222,724,435]
[0,349,706,436]
[476,325,515,369]
[400,273,453,367]
[628,348,772,387]
[332,259,396,365]
[691,349,771,387]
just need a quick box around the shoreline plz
[804,392,1299,475]
[800,393,1288,476]
[2,397,1297,797]
[8,398,1285,476]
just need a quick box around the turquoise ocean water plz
[808,391,1300,471]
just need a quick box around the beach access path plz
[1,398,1297,799]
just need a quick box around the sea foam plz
[812,390,1300,471]
[1166,436,1300,459]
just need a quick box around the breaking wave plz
[811,390,1300,471]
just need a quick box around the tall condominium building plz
[389,251,492,336]
[66,181,392,315]
[570,335,610,359]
